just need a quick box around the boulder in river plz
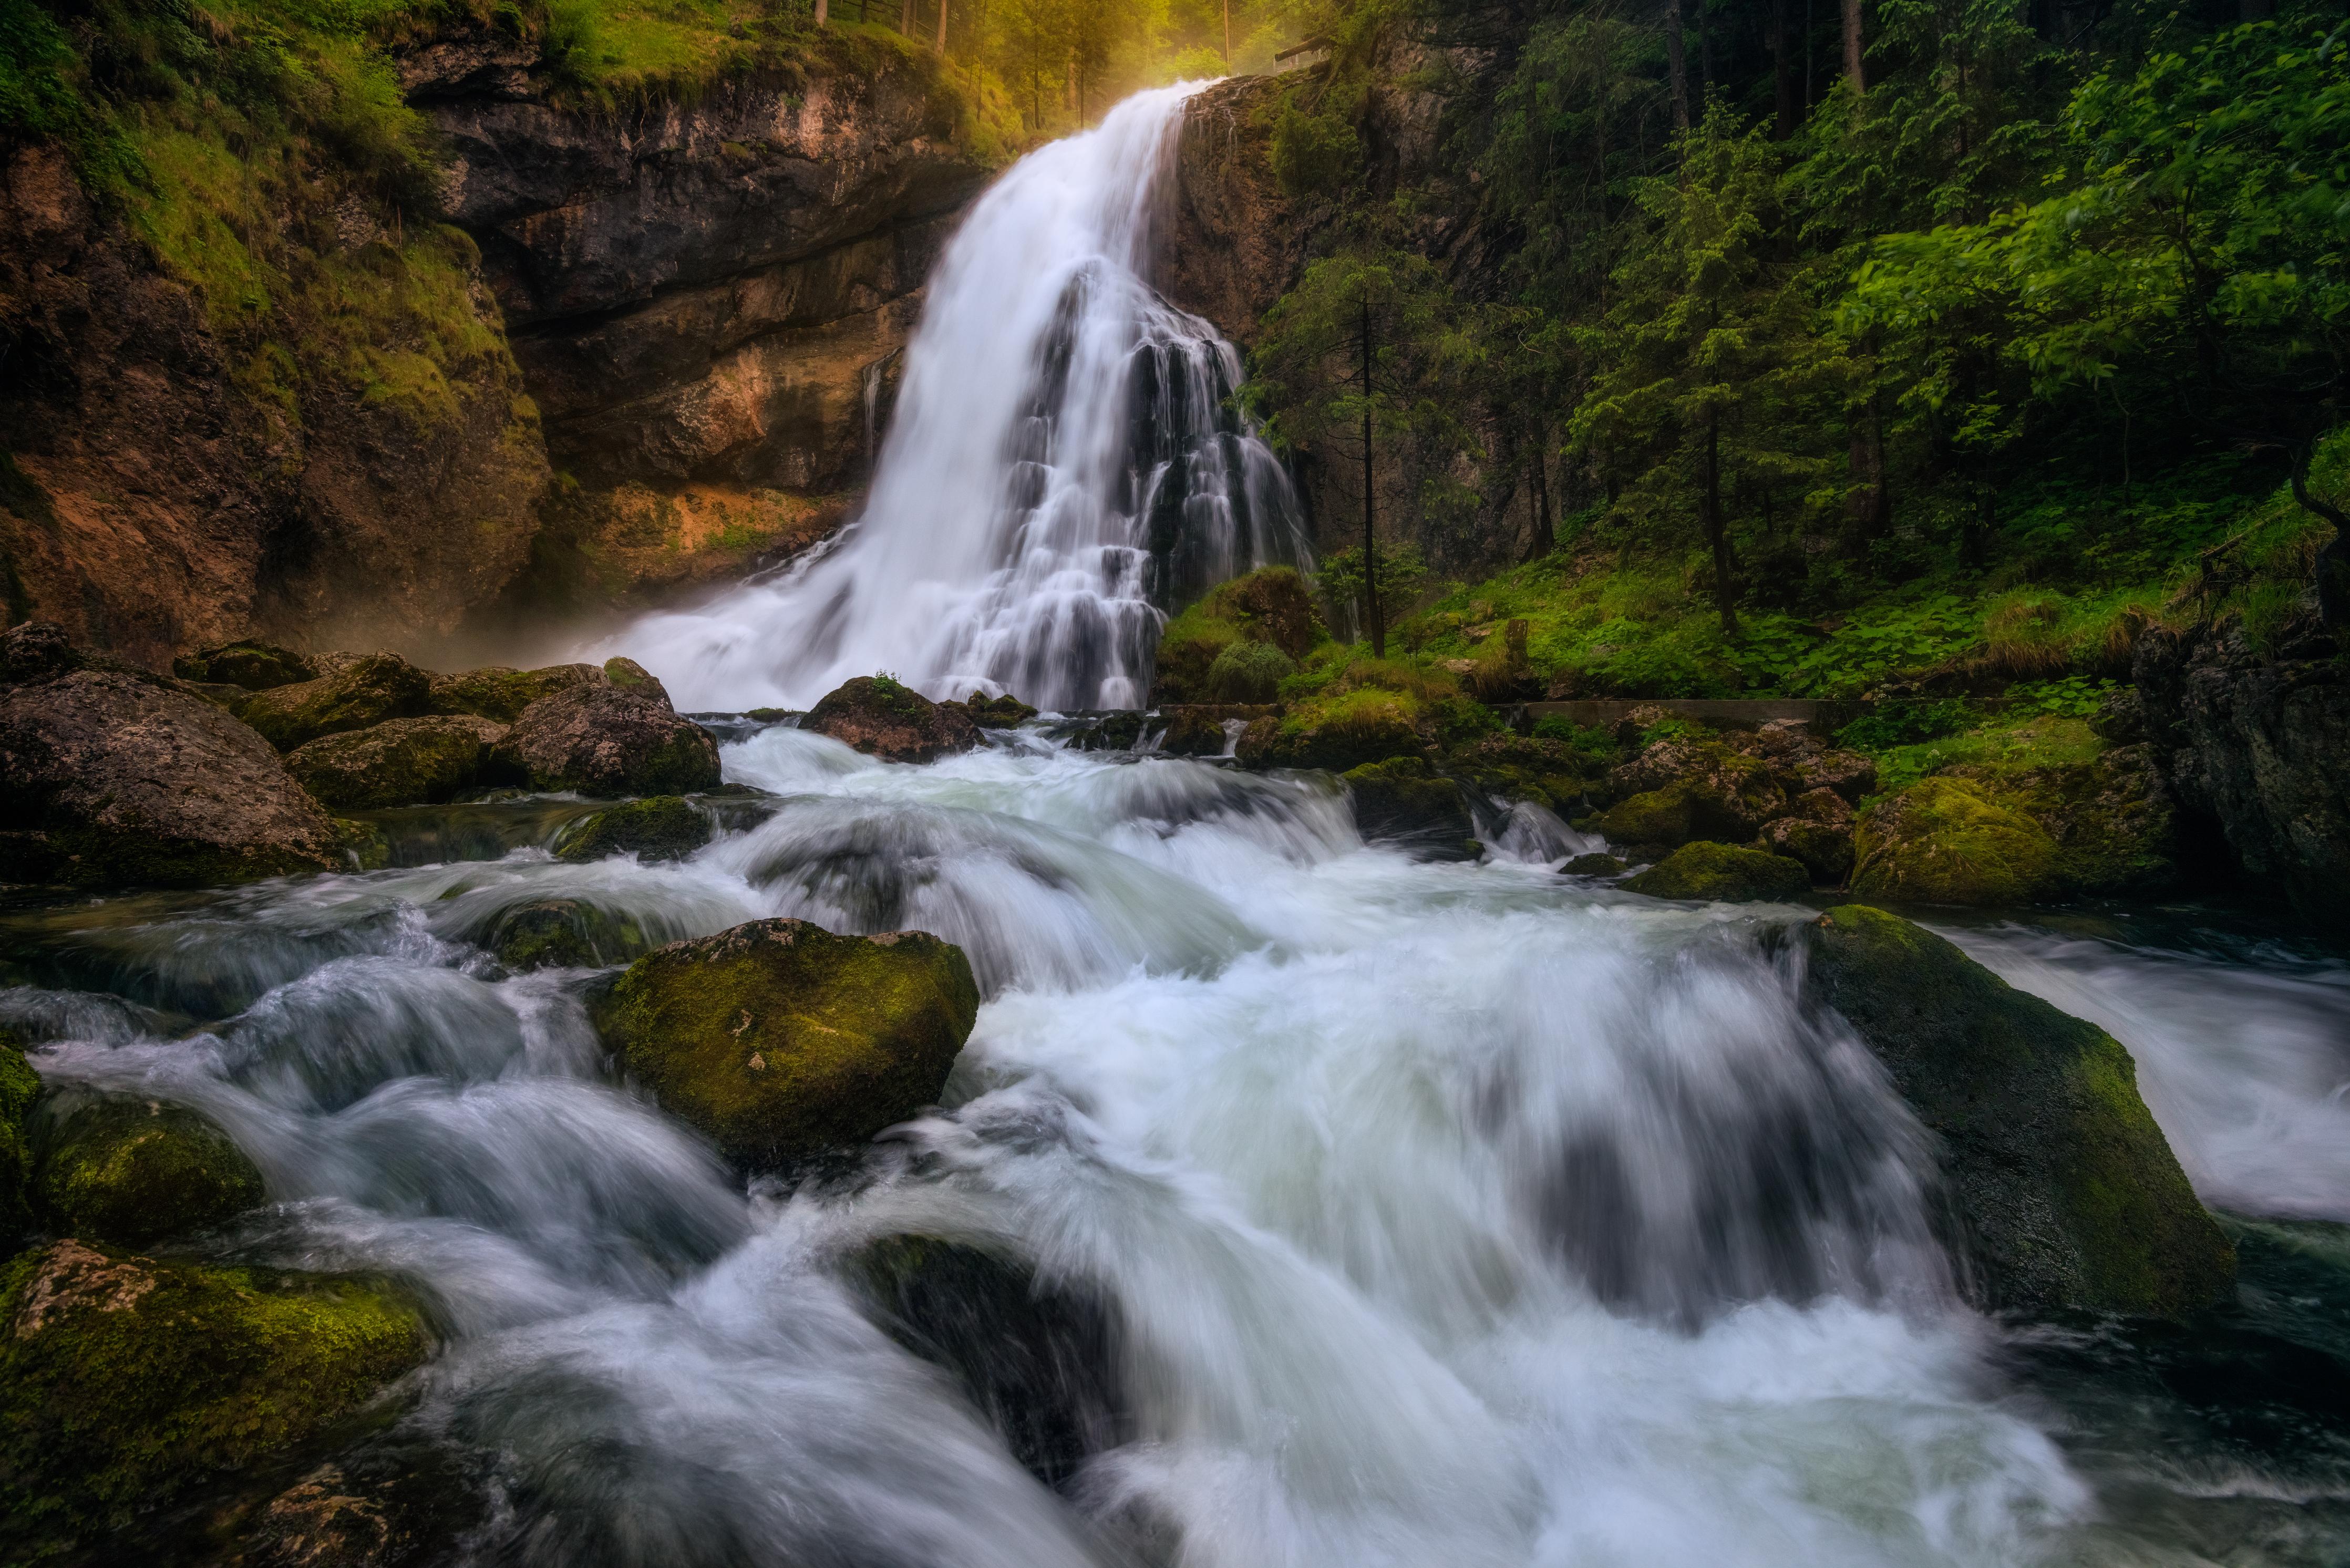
[553,796,713,863]
[957,690,1038,729]
[1805,904,2235,1317]
[0,1241,428,1558]
[1623,841,1810,901]
[33,1094,265,1250]
[285,714,509,810]
[1,1028,37,1254]
[491,683,723,796]
[803,676,980,764]
[1851,777,2057,906]
[0,626,339,889]
[593,918,980,1168]
[488,898,654,972]
[427,662,602,724]
[1343,757,1478,859]
[236,653,435,751]
[170,641,316,692]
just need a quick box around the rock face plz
[285,714,509,809]
[33,1095,265,1250]
[491,683,723,796]
[1622,841,1810,901]
[2135,623,2350,927]
[1160,76,1316,350]
[1805,905,2235,1318]
[0,628,339,888]
[804,676,980,763]
[0,1242,428,1559]
[593,918,979,1168]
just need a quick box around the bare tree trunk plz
[935,0,947,49]
[900,0,912,33]
[1841,0,1863,92]
[814,0,827,26]
[1524,432,1557,561]
[1362,298,1384,658]
[1704,408,1737,634]
[1770,0,1796,138]
[1664,0,1691,131]
[1222,0,1231,61]
[1698,0,1714,102]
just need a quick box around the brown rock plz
[285,715,509,810]
[491,684,722,796]
[804,676,978,764]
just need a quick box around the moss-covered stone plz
[34,1095,265,1249]
[285,715,508,811]
[237,654,434,752]
[1622,841,1810,901]
[552,797,713,864]
[328,817,391,872]
[491,685,723,796]
[1851,777,2059,906]
[171,642,317,692]
[427,663,602,725]
[958,690,1038,729]
[0,1241,428,1558]
[1561,852,1627,878]
[487,899,653,972]
[1204,640,1298,704]
[1155,704,1279,757]
[1590,783,1698,848]
[593,918,980,1168]
[803,676,979,764]
[0,1027,38,1255]
[1760,816,1856,885]
[1239,688,1426,771]
[1806,905,2235,1317]
[2000,744,2179,898]
[1343,757,1478,860]
[1152,566,1327,703]
[601,657,669,702]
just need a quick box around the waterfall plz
[601,84,1307,714]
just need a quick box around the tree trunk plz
[1222,0,1231,61]
[1362,299,1384,657]
[1664,0,1691,131]
[1698,0,1713,99]
[814,0,827,25]
[1770,0,1796,138]
[1704,408,1737,634]
[1841,0,1863,92]
[900,0,912,33]
[935,0,947,49]
[1525,434,1556,561]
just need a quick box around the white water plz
[597,85,1306,714]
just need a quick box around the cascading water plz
[601,85,1307,714]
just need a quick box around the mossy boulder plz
[427,663,602,725]
[1622,841,1810,901]
[1,1028,38,1253]
[1590,782,1698,849]
[171,642,316,692]
[34,1095,265,1249]
[1851,777,2058,906]
[844,1235,1122,1489]
[237,654,434,752]
[1760,816,1856,885]
[592,918,980,1168]
[1152,566,1326,703]
[1343,757,1478,860]
[957,690,1038,729]
[1603,737,1790,843]
[487,899,654,972]
[1238,688,1425,771]
[328,817,392,872]
[601,656,670,703]
[1999,744,2178,897]
[1805,905,2235,1317]
[0,661,339,889]
[1561,852,1627,878]
[1155,704,1279,757]
[1441,731,1605,818]
[285,715,509,811]
[1204,640,1297,704]
[804,676,980,764]
[0,1241,428,1559]
[491,684,723,796]
[553,797,712,864]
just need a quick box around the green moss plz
[1621,840,1810,901]
[286,716,499,809]
[1850,777,2058,906]
[0,1242,427,1557]
[552,797,710,864]
[1204,640,1297,704]
[34,1096,264,1249]
[428,663,597,724]
[600,656,664,696]
[238,654,432,752]
[488,898,650,971]
[0,1027,38,1253]
[1807,905,2234,1317]
[329,816,391,871]
[592,918,978,1168]
[1245,686,1426,771]
[1590,783,1696,849]
[171,641,316,690]
[1153,567,1327,703]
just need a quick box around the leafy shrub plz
[1204,641,1296,703]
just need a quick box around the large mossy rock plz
[1152,566,1325,705]
[1343,757,1478,860]
[0,1241,428,1558]
[0,627,339,889]
[237,653,434,752]
[1806,905,2235,1318]
[1238,689,1425,771]
[171,641,317,692]
[427,662,602,724]
[1623,841,1810,901]
[491,684,722,796]
[553,796,713,863]
[1851,777,2058,906]
[33,1096,265,1250]
[803,676,980,764]
[593,918,980,1168]
[1203,640,1297,704]
[285,715,509,811]
[1154,704,1280,757]
[1,1028,38,1253]
[487,898,654,972]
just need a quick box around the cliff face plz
[0,24,993,667]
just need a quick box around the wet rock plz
[1760,817,1856,886]
[1561,852,1626,878]
[1203,640,1297,704]
[491,683,722,796]
[1444,731,1604,817]
[1343,757,1478,860]
[2005,744,2178,897]
[844,1235,1123,1489]
[553,797,712,863]
[1606,737,1789,841]
[1589,783,1699,848]
[32,1094,264,1249]
[328,817,393,872]
[592,918,979,1168]
[0,656,339,889]
[427,662,602,724]
[286,716,509,811]
[0,622,77,685]
[1,1027,37,1255]
[0,1241,428,1559]
[1155,704,1277,757]
[1851,778,2057,906]
[238,654,435,752]
[803,676,979,764]
[957,690,1039,729]
[1805,905,2235,1317]
[1236,691,1424,771]
[1622,841,1810,901]
[236,1443,490,1568]
[171,641,317,692]
[600,656,671,704]
[487,898,652,972]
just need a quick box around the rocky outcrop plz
[1160,76,1316,349]
[1623,841,1810,901]
[805,676,980,763]
[284,714,509,809]
[0,625,340,888]
[1805,905,2234,1318]
[2134,622,2350,928]
[32,1094,265,1250]
[593,917,978,1168]
[490,681,723,795]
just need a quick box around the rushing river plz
[10,76,2350,1568]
